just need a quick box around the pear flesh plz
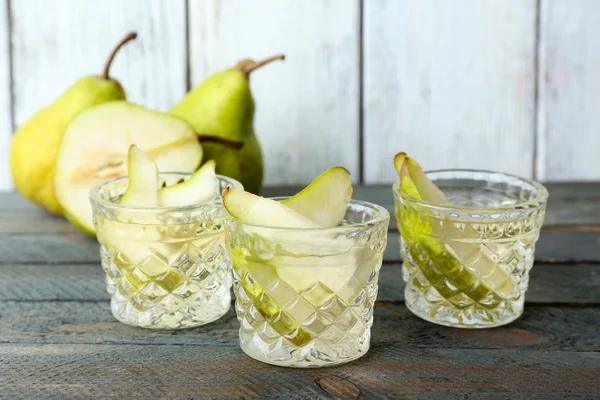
[158,160,220,207]
[54,101,202,235]
[282,166,352,227]
[394,153,517,303]
[119,145,159,207]
[223,187,319,229]
[9,32,137,216]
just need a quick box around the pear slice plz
[158,160,219,207]
[119,145,159,207]
[281,167,352,227]
[54,101,202,235]
[395,153,517,304]
[223,187,319,229]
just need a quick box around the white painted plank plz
[537,0,600,181]
[0,0,12,191]
[187,0,360,185]
[11,0,187,131]
[363,0,537,184]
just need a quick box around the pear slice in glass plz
[282,166,352,227]
[395,153,517,305]
[158,160,219,207]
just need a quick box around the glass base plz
[110,291,231,330]
[239,332,371,368]
[405,287,524,329]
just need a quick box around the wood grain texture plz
[2,230,599,265]
[2,262,598,305]
[0,0,11,191]
[1,343,598,399]
[537,0,600,181]
[1,302,599,352]
[6,184,599,234]
[363,0,537,184]
[10,0,187,129]
[187,0,360,185]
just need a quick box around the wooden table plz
[1,184,599,399]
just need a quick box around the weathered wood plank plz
[0,263,106,301]
[2,230,600,265]
[363,0,537,184]
[0,210,78,234]
[4,182,600,233]
[0,233,100,264]
[0,182,596,212]
[1,302,598,352]
[0,0,11,191]
[187,0,360,185]
[1,343,598,399]
[538,0,600,181]
[2,263,597,305]
[11,0,187,128]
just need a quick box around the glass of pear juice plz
[224,198,390,368]
[394,170,548,328]
[89,172,242,329]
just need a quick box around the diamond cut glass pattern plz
[225,199,390,368]
[90,173,242,329]
[394,170,548,328]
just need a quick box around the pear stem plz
[240,54,285,76]
[102,32,138,80]
[197,135,243,150]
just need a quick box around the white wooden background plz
[1,0,599,191]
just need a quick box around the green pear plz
[170,54,285,194]
[54,101,203,235]
[10,32,137,216]
[282,167,352,227]
[158,160,219,207]
[394,153,517,302]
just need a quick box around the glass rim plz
[393,168,549,213]
[224,197,390,232]
[89,171,242,212]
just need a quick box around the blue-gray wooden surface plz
[1,183,599,399]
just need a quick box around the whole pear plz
[9,32,137,215]
[170,54,285,194]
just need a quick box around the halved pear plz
[281,166,352,227]
[54,101,202,235]
[119,145,159,207]
[395,153,517,302]
[158,160,219,207]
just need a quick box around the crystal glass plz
[224,198,390,368]
[90,173,242,329]
[394,170,548,328]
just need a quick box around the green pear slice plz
[395,153,517,304]
[223,187,319,229]
[158,160,219,207]
[119,145,159,207]
[54,101,202,235]
[281,166,352,227]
